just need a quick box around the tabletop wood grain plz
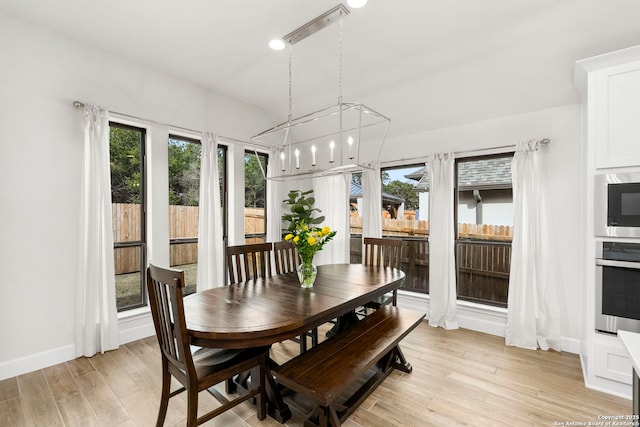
[183,263,405,348]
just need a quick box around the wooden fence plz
[349,215,512,241]
[113,204,512,299]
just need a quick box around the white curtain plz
[362,165,382,239]
[75,104,119,357]
[427,153,459,330]
[313,174,350,265]
[506,141,561,351]
[266,149,283,243]
[196,132,225,291]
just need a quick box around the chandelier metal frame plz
[251,3,390,181]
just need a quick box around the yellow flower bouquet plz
[282,189,337,287]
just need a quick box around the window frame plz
[110,121,147,312]
[454,152,514,308]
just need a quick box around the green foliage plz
[383,180,419,210]
[110,127,142,204]
[245,153,266,208]
[282,189,324,231]
[168,138,201,206]
[282,190,337,263]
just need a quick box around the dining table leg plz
[325,311,360,337]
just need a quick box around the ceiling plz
[3,0,640,138]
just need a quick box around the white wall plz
[385,104,584,344]
[0,12,272,378]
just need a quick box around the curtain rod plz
[379,138,550,168]
[72,100,271,149]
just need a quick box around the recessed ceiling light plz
[269,39,286,51]
[347,0,367,8]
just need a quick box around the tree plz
[168,138,201,206]
[110,126,142,204]
[383,180,419,210]
[245,152,266,208]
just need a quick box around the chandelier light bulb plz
[329,140,335,163]
[294,149,300,169]
[347,136,354,159]
[280,151,286,171]
[311,145,317,166]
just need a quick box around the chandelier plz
[251,4,390,180]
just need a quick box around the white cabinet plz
[595,341,633,385]
[593,61,640,168]
[574,45,640,399]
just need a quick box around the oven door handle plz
[596,258,640,269]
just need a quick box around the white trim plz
[118,308,155,345]
[397,291,582,354]
[0,309,156,381]
[0,344,76,381]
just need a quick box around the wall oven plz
[595,172,640,238]
[596,241,640,334]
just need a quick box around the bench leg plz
[391,345,412,374]
[305,405,341,427]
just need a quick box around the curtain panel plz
[362,165,382,239]
[74,104,119,357]
[313,174,350,265]
[196,132,225,291]
[506,140,561,351]
[266,149,284,243]
[427,153,459,330]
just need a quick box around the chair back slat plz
[147,264,194,372]
[363,237,402,269]
[274,241,299,275]
[226,243,273,284]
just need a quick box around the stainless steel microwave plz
[595,172,640,238]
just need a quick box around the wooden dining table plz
[182,263,406,422]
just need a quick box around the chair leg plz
[299,333,307,353]
[255,359,267,420]
[156,360,171,427]
[186,385,199,427]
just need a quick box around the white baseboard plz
[0,311,156,381]
[0,344,76,381]
[397,291,581,355]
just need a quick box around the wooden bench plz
[273,306,426,426]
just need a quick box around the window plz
[244,151,267,243]
[381,165,429,294]
[349,165,429,293]
[168,136,227,295]
[168,135,201,295]
[110,123,146,311]
[455,154,514,308]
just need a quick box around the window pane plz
[110,123,145,311]
[245,151,267,243]
[382,166,428,293]
[168,136,201,294]
[114,246,143,308]
[456,155,513,308]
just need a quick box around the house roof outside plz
[350,182,405,204]
[405,156,513,192]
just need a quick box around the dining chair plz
[363,237,403,308]
[226,242,273,284]
[273,241,319,353]
[146,263,268,426]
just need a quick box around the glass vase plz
[297,257,317,288]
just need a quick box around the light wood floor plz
[0,323,632,426]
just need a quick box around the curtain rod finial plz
[73,101,84,109]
